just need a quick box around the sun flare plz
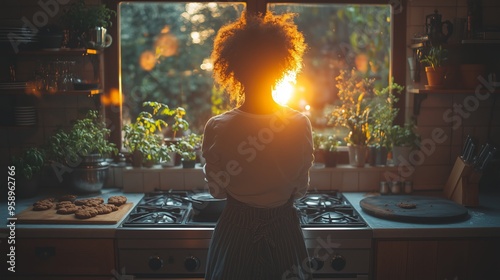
[272,73,296,105]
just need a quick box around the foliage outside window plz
[119,2,391,140]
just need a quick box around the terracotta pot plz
[425,66,447,88]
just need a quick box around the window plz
[119,2,245,134]
[117,1,399,143]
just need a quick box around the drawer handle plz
[35,247,55,260]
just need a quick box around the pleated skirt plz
[205,195,312,280]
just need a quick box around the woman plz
[202,11,314,280]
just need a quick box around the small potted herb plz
[60,0,116,48]
[322,135,341,167]
[420,45,448,88]
[368,79,404,166]
[388,122,420,166]
[170,133,203,168]
[123,102,187,167]
[11,147,45,197]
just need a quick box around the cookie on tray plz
[56,204,79,214]
[58,194,77,202]
[32,201,54,211]
[55,201,74,209]
[74,207,98,219]
[95,204,113,215]
[107,195,127,206]
[104,203,119,212]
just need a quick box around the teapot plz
[426,10,453,45]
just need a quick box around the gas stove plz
[117,190,372,279]
[121,190,367,228]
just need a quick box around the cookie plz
[32,201,54,211]
[55,201,74,209]
[56,204,79,214]
[104,203,119,212]
[397,202,417,209]
[75,197,104,206]
[95,204,113,215]
[58,194,77,202]
[108,195,127,206]
[74,207,98,219]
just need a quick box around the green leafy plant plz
[388,122,420,148]
[420,45,448,69]
[368,78,405,149]
[170,133,203,161]
[11,147,45,180]
[47,110,117,165]
[322,134,341,152]
[328,69,372,146]
[61,0,116,31]
[123,102,189,165]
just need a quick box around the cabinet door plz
[374,240,408,280]
[15,238,115,276]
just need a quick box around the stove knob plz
[149,256,164,271]
[184,256,200,271]
[331,255,346,271]
[306,257,324,272]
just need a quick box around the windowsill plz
[109,163,406,193]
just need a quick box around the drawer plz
[15,238,115,276]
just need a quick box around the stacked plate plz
[0,21,38,51]
[15,106,37,126]
[0,81,27,90]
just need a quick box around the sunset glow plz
[272,73,296,105]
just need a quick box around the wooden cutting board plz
[15,203,133,224]
[359,195,469,223]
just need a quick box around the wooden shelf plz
[15,48,101,56]
[0,89,102,96]
[409,88,499,94]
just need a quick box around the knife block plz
[443,157,481,207]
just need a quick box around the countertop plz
[343,189,500,238]
[2,188,500,239]
[0,188,144,238]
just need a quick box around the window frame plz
[102,0,407,150]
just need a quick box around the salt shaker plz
[390,181,401,194]
[380,181,389,194]
[404,181,413,194]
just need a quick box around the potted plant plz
[328,69,372,167]
[11,147,45,197]
[312,131,327,164]
[368,79,404,166]
[60,0,116,48]
[388,122,420,166]
[420,45,448,88]
[47,110,118,193]
[170,133,203,168]
[123,102,186,167]
[322,135,341,168]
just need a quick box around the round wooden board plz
[359,195,469,223]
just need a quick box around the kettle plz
[426,10,453,45]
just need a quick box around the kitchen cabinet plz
[373,237,500,280]
[1,238,115,279]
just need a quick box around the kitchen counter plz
[343,189,500,238]
[2,188,500,239]
[0,188,144,238]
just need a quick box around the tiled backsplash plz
[109,164,410,194]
